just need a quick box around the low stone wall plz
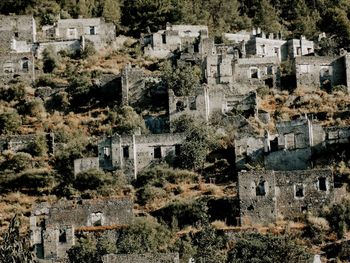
[102,253,180,263]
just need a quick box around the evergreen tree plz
[77,0,89,17]
[102,0,121,25]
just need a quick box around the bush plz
[42,46,59,73]
[117,217,171,254]
[327,201,350,238]
[73,169,112,191]
[1,152,33,173]
[227,233,312,263]
[46,91,70,113]
[19,99,45,118]
[27,135,48,157]
[136,185,167,205]
[0,111,22,135]
[0,83,26,102]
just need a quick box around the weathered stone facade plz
[98,133,185,179]
[40,18,115,49]
[73,157,100,175]
[30,198,133,261]
[102,253,180,263]
[121,63,145,106]
[224,29,314,61]
[143,23,209,59]
[295,55,347,91]
[0,15,36,82]
[238,169,335,225]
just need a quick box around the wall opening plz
[189,96,196,110]
[256,178,266,196]
[154,146,162,159]
[250,68,258,79]
[162,34,166,44]
[3,61,14,74]
[123,146,129,159]
[176,100,185,112]
[295,184,304,198]
[21,57,29,72]
[14,32,19,38]
[318,177,327,191]
[59,229,67,243]
[89,26,96,35]
[103,146,110,159]
[89,212,104,226]
[175,144,181,156]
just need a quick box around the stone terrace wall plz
[46,198,133,227]
[102,253,180,263]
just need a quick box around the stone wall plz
[31,198,133,260]
[238,169,336,226]
[35,40,81,59]
[98,133,185,179]
[121,63,145,106]
[102,253,180,263]
[0,52,35,82]
[73,157,99,175]
[295,56,346,90]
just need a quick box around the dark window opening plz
[267,66,273,75]
[93,219,102,226]
[264,78,273,88]
[59,229,67,243]
[247,205,254,211]
[295,184,304,198]
[154,146,162,159]
[250,68,258,79]
[22,58,29,72]
[123,146,129,159]
[189,97,196,110]
[256,178,266,196]
[319,177,327,191]
[270,137,278,152]
[176,101,186,112]
[297,47,301,55]
[14,32,18,37]
[162,34,166,44]
[103,146,110,159]
[90,26,96,35]
[175,144,181,156]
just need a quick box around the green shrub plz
[327,201,350,238]
[0,111,22,135]
[27,135,48,157]
[1,152,33,173]
[73,169,112,191]
[136,185,167,205]
[42,46,59,73]
[0,83,26,102]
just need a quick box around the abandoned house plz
[168,85,258,129]
[295,54,350,92]
[102,253,180,263]
[142,23,210,59]
[36,17,115,57]
[264,116,325,171]
[238,169,337,225]
[0,15,36,82]
[224,28,314,61]
[30,198,133,261]
[98,133,185,180]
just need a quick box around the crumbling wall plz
[102,253,180,263]
[0,52,35,82]
[46,198,133,227]
[238,170,277,225]
[295,56,346,90]
[275,169,334,220]
[121,64,145,106]
[73,157,99,175]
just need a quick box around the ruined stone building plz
[168,85,257,129]
[98,133,185,179]
[121,63,145,106]
[102,253,180,263]
[30,198,133,261]
[224,28,314,61]
[295,54,350,92]
[36,17,115,57]
[142,23,211,59]
[238,169,336,225]
[0,15,36,82]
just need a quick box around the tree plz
[0,215,35,263]
[110,106,148,135]
[161,60,201,97]
[42,46,59,73]
[77,0,89,17]
[253,0,282,33]
[102,0,121,25]
[227,233,312,263]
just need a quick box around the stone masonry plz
[102,253,180,263]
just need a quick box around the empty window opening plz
[3,61,14,74]
[261,44,266,54]
[295,184,304,198]
[14,32,19,38]
[256,178,266,196]
[267,66,273,75]
[318,177,327,191]
[297,47,301,55]
[154,146,162,159]
[21,57,29,72]
[103,146,110,158]
[247,205,254,211]
[274,47,280,57]
[89,26,96,35]
[162,34,166,44]
[175,144,181,156]
[250,68,258,79]
[284,133,295,150]
[123,146,129,159]
[307,48,312,54]
[189,97,196,110]
[89,212,104,226]
[176,100,186,112]
[59,229,67,243]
